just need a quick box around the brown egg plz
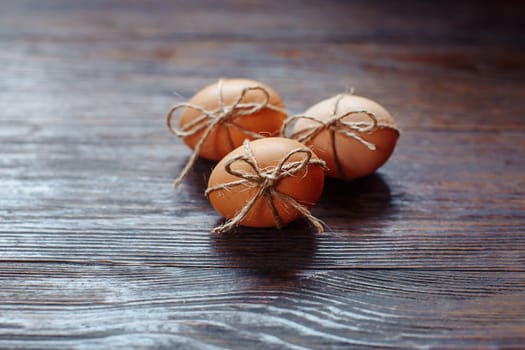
[178,78,287,161]
[291,94,399,181]
[207,137,325,230]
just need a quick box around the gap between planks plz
[0,259,524,272]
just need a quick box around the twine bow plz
[167,79,287,187]
[280,93,381,179]
[281,94,380,150]
[205,140,327,234]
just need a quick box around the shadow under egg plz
[210,219,318,277]
[176,156,216,192]
[315,173,398,233]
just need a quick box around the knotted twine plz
[167,79,288,187]
[205,139,327,234]
[280,93,399,179]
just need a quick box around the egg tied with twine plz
[205,139,327,234]
[167,79,288,188]
[280,93,399,180]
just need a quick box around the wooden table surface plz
[1,1,524,349]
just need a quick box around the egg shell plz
[179,78,287,161]
[293,94,399,181]
[207,137,325,228]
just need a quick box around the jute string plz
[167,79,288,187]
[280,93,399,179]
[205,139,327,234]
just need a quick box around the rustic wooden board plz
[0,264,524,349]
[1,0,524,348]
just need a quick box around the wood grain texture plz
[1,0,524,349]
[0,264,524,349]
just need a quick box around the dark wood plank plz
[2,119,524,269]
[1,0,524,47]
[1,0,524,348]
[0,264,524,349]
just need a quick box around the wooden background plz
[1,0,524,348]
